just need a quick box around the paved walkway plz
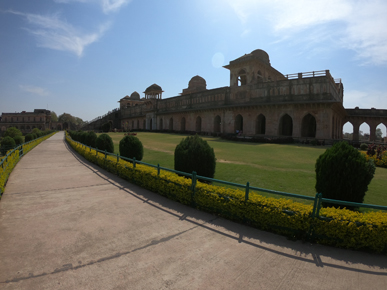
[0,132,386,290]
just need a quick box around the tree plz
[376,128,383,140]
[119,135,143,161]
[315,141,375,209]
[3,127,22,138]
[51,111,58,122]
[174,135,216,179]
[58,113,76,124]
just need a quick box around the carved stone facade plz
[0,109,63,134]
[89,49,387,141]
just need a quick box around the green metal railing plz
[72,139,387,220]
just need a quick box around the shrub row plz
[66,134,387,253]
[0,132,56,197]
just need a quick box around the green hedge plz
[66,134,387,254]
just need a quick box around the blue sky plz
[1,0,387,134]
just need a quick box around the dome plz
[130,91,140,100]
[251,49,270,65]
[188,75,206,89]
[145,83,162,93]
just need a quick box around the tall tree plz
[51,111,58,122]
[376,128,383,139]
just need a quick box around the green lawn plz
[103,132,387,206]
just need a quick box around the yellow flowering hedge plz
[0,132,56,197]
[67,134,387,253]
[361,151,387,168]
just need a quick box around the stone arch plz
[181,117,186,131]
[257,70,263,82]
[57,124,62,130]
[196,116,202,132]
[214,115,221,133]
[359,122,370,141]
[279,114,293,136]
[26,125,30,130]
[235,114,243,133]
[256,114,266,134]
[131,120,134,129]
[301,113,316,138]
[150,119,153,130]
[237,69,247,86]
[169,117,173,130]
[376,122,386,142]
[143,120,146,129]
[137,120,139,129]
[342,121,354,140]
[159,118,163,130]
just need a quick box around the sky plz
[1,0,387,134]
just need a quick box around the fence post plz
[133,157,136,168]
[191,171,197,206]
[157,163,160,176]
[308,193,322,241]
[116,153,119,163]
[245,182,250,202]
[104,150,107,159]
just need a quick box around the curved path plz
[0,132,386,289]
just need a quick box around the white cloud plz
[53,0,131,14]
[227,0,387,66]
[102,0,131,14]
[20,85,50,96]
[344,89,387,110]
[9,10,110,57]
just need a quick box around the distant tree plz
[376,128,383,139]
[51,111,58,122]
[58,113,76,124]
[3,127,22,138]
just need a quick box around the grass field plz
[104,132,387,206]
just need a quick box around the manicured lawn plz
[104,132,387,206]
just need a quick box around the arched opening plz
[376,123,386,142]
[214,115,221,133]
[256,114,266,134]
[359,122,370,141]
[137,120,139,129]
[169,118,173,130]
[279,114,293,136]
[342,122,354,140]
[181,117,186,131]
[196,116,202,132]
[159,118,163,130]
[63,123,68,130]
[143,120,146,129]
[150,119,153,131]
[237,69,247,86]
[235,114,243,133]
[20,125,25,130]
[131,121,134,129]
[301,114,316,138]
[57,124,62,130]
[26,125,30,130]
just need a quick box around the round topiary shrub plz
[119,135,143,161]
[13,135,23,146]
[25,134,34,142]
[85,131,97,148]
[32,133,37,140]
[315,141,375,209]
[360,143,368,151]
[95,133,114,153]
[174,135,216,179]
[1,136,16,155]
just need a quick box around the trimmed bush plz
[95,133,114,153]
[32,133,37,140]
[1,136,16,155]
[85,131,97,147]
[3,127,22,138]
[13,135,23,146]
[360,143,368,151]
[31,128,41,135]
[174,135,216,179]
[315,141,375,208]
[25,134,34,142]
[119,135,143,161]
